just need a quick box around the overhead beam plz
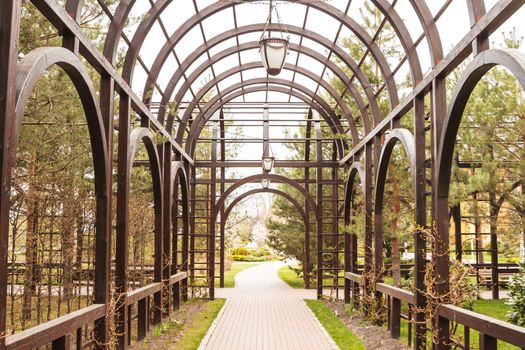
[339,0,525,165]
[29,0,194,165]
[194,161,339,168]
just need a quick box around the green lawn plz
[279,265,344,289]
[278,265,305,289]
[216,262,259,288]
[473,298,511,320]
[305,300,365,350]
[469,299,520,350]
[175,298,226,350]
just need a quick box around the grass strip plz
[216,262,259,288]
[305,300,365,350]
[278,265,305,289]
[176,298,226,350]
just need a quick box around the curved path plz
[199,261,338,350]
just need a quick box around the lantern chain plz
[259,1,290,41]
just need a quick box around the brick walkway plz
[199,261,338,350]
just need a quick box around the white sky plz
[111,0,525,215]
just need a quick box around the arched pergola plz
[1,1,525,350]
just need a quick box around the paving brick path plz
[199,261,338,350]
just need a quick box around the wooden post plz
[305,116,312,290]
[138,298,147,340]
[219,111,226,288]
[413,95,427,349]
[209,120,218,299]
[162,143,172,316]
[116,90,131,350]
[315,116,323,298]
[390,297,401,338]
[344,227,351,304]
[173,281,180,311]
[433,76,451,350]
[464,326,470,350]
[0,1,21,348]
[127,305,132,346]
[97,70,114,349]
[363,143,374,314]
[52,334,71,350]
[479,333,497,350]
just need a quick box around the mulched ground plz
[323,300,409,350]
[130,299,208,350]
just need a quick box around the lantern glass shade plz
[261,178,270,189]
[262,155,275,172]
[259,37,289,76]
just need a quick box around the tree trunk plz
[389,164,401,287]
[22,146,38,326]
[472,192,484,264]
[61,180,75,313]
[489,192,499,299]
[75,205,84,300]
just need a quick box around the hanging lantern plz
[262,155,275,172]
[259,37,289,76]
[259,1,289,76]
[261,178,270,189]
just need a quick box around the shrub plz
[255,248,271,257]
[507,265,525,326]
[232,246,249,256]
[232,255,268,262]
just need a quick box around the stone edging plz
[303,300,340,350]
[197,299,229,350]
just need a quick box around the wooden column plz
[315,115,323,298]
[209,120,218,299]
[432,76,450,349]
[172,175,180,311]
[182,160,190,302]
[0,2,21,348]
[304,115,313,289]
[363,142,374,313]
[219,110,226,288]
[331,145,339,297]
[115,91,131,350]
[162,143,172,316]
[413,95,427,349]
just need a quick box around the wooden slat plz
[344,272,364,285]
[376,283,415,304]
[126,282,162,304]
[5,304,105,350]
[169,271,188,285]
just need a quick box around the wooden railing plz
[3,271,188,350]
[5,304,106,350]
[344,272,363,284]
[125,271,188,345]
[438,304,525,349]
[344,273,525,349]
[351,263,521,280]
[376,282,414,345]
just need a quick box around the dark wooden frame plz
[1,0,525,349]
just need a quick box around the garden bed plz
[323,300,409,350]
[131,298,225,350]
